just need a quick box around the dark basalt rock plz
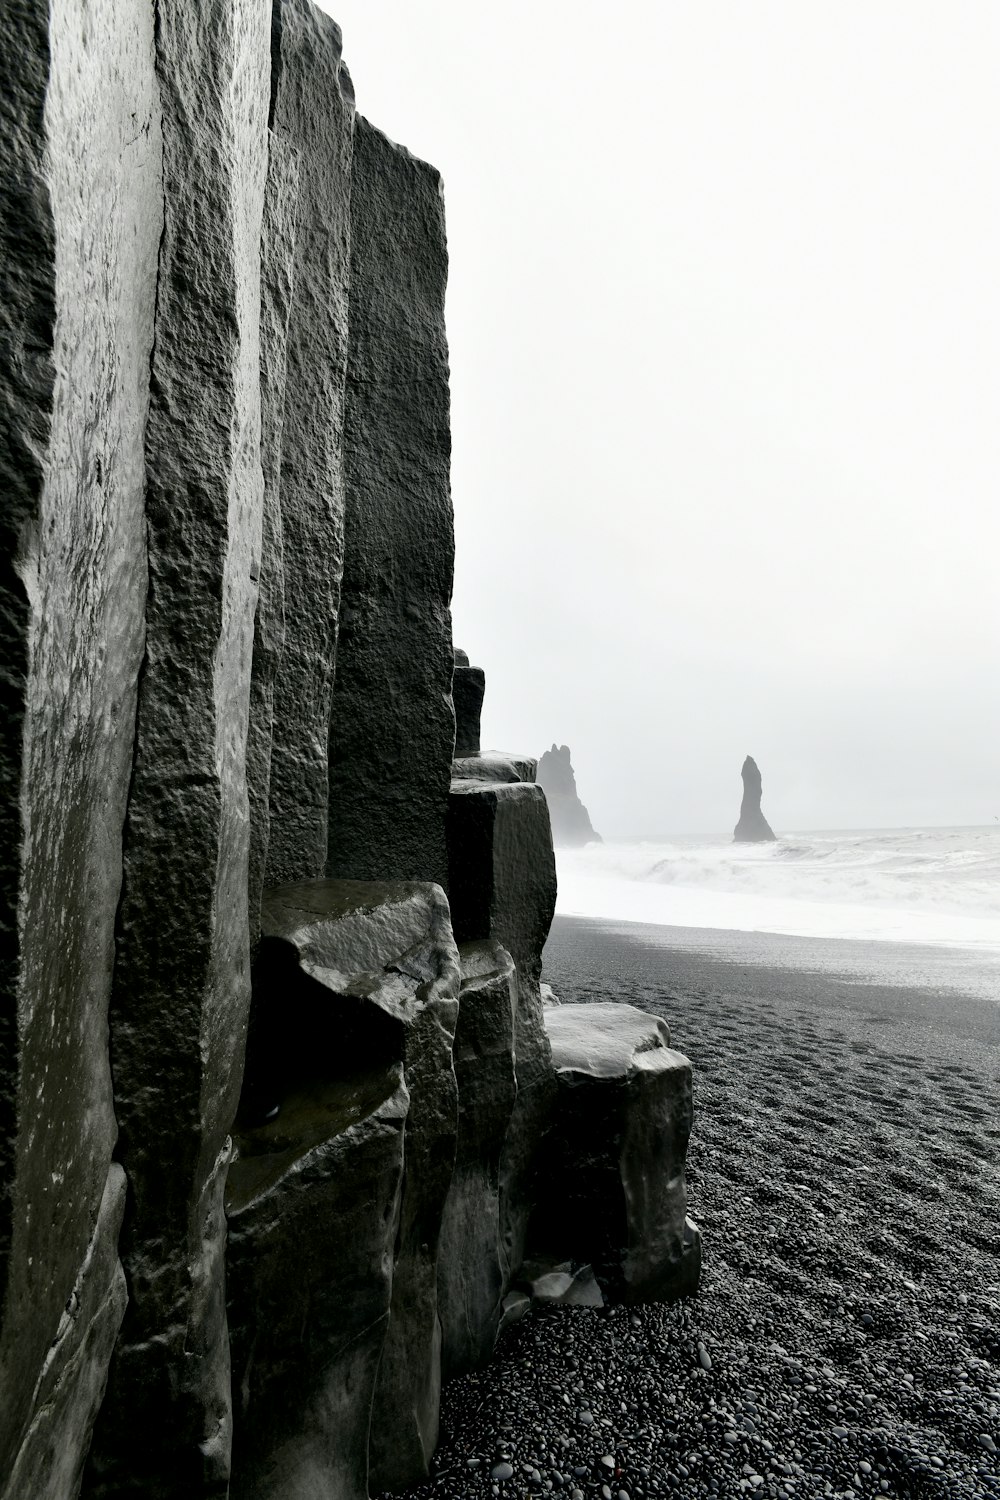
[452,751,538,784]
[438,941,518,1380]
[532,1004,702,1302]
[453,651,486,758]
[446,781,557,978]
[327,116,454,888]
[536,744,601,847]
[733,754,777,842]
[446,779,558,1285]
[240,879,460,1497]
[265,0,355,886]
[0,4,160,1489]
[227,1069,408,1500]
[247,132,299,957]
[1,9,703,1493]
[86,7,270,1495]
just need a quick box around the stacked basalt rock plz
[0,6,698,1499]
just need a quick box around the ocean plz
[553,825,1000,1001]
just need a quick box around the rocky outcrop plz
[531,1005,701,1302]
[231,880,459,1499]
[453,649,486,757]
[264,0,355,886]
[326,116,454,889]
[85,9,270,1494]
[437,942,518,1379]
[733,754,776,842]
[537,743,602,846]
[0,7,160,1496]
[0,9,700,1497]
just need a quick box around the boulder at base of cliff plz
[529,1003,701,1303]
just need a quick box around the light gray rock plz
[86,6,270,1496]
[536,744,601,847]
[247,133,300,956]
[438,941,518,1380]
[242,880,460,1497]
[2,1171,127,1500]
[446,779,558,1287]
[452,751,537,784]
[498,1291,532,1333]
[522,1263,605,1309]
[0,3,160,1488]
[265,0,356,886]
[327,117,454,888]
[453,657,486,757]
[227,1069,408,1500]
[532,1003,701,1303]
[733,754,776,842]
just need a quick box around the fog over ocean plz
[555,825,1000,1000]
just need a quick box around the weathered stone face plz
[326,116,455,889]
[0,2,161,1489]
[446,778,558,1286]
[85,4,270,1495]
[264,0,355,886]
[438,941,518,1380]
[239,879,460,1498]
[532,1003,701,1302]
[1,9,702,1494]
[536,743,601,846]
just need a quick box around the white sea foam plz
[555,826,1000,951]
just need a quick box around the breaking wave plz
[554,826,1000,950]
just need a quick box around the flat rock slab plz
[533,1003,701,1303]
[452,752,537,785]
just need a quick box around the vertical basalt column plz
[326,116,455,888]
[264,0,355,886]
[84,5,270,1497]
[247,133,299,955]
[0,4,161,1494]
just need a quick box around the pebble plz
[491,1462,514,1482]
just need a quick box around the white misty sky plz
[321,0,999,837]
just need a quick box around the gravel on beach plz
[383,915,1000,1500]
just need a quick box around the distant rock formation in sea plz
[537,745,602,847]
[734,755,777,842]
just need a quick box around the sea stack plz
[537,745,601,847]
[733,755,776,842]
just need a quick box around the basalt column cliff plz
[0,7,700,1499]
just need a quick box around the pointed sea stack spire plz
[733,755,776,842]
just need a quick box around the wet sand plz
[400,915,1000,1500]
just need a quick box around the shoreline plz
[389,915,1000,1500]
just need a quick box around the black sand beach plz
[393,915,1000,1500]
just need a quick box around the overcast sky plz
[323,1,999,837]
